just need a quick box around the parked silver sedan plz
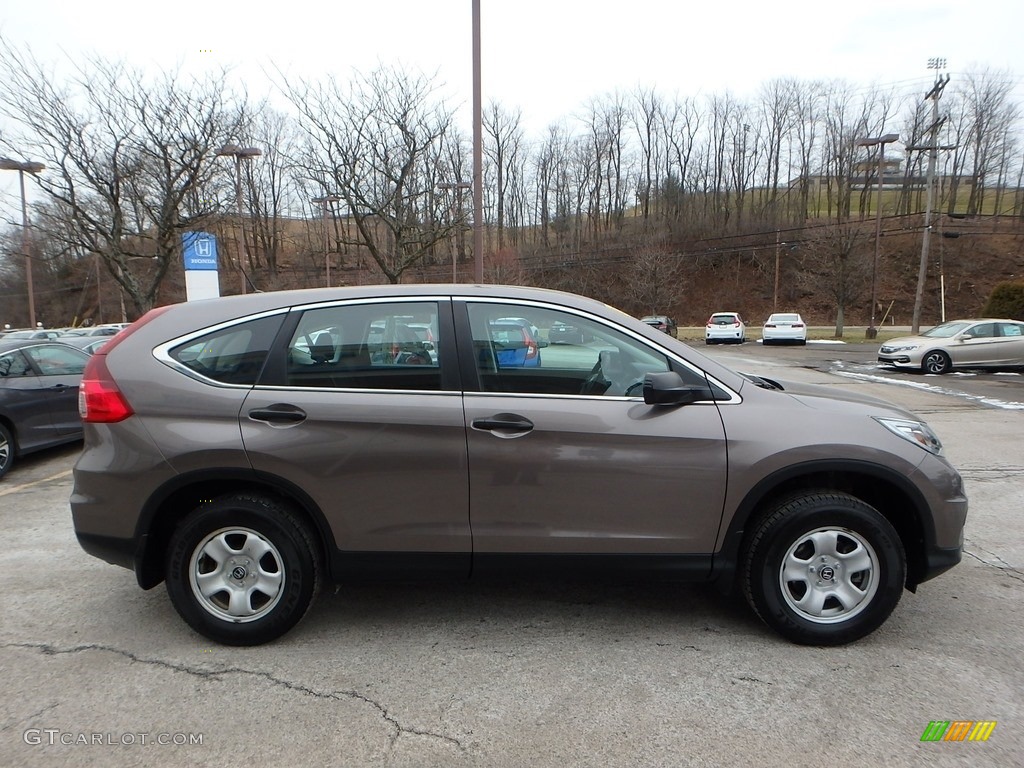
[878,318,1024,374]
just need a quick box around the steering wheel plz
[624,381,644,397]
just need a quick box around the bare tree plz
[283,66,460,284]
[240,106,303,281]
[623,240,682,316]
[0,38,244,315]
[960,68,1021,216]
[798,222,872,336]
[483,102,524,251]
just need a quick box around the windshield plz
[921,321,972,338]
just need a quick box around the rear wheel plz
[922,350,951,375]
[741,492,905,645]
[166,494,320,646]
[0,422,13,479]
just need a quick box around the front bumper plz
[878,354,917,368]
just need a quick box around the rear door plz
[241,298,470,578]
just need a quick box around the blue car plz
[489,320,542,368]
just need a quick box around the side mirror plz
[958,334,972,341]
[643,372,711,406]
[537,340,549,348]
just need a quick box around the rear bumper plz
[75,530,137,572]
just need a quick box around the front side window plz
[285,301,441,391]
[0,350,33,377]
[467,303,699,397]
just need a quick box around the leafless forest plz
[1,37,1021,331]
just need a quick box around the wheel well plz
[136,476,330,590]
[730,469,929,589]
[0,415,17,449]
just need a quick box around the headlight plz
[891,344,918,352]
[874,417,943,455]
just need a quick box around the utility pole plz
[909,58,952,334]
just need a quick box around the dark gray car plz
[71,285,967,646]
[1,340,90,478]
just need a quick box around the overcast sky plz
[2,0,1023,221]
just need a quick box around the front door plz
[458,301,729,571]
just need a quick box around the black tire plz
[166,494,321,646]
[922,350,951,375]
[0,422,13,479]
[741,491,905,646]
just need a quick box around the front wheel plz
[166,494,320,646]
[922,350,951,375]
[741,492,905,645]
[0,422,13,479]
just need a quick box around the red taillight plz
[79,354,134,423]
[78,304,172,423]
[733,322,740,327]
[522,329,538,359]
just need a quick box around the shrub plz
[981,281,1024,320]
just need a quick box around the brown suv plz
[71,285,967,646]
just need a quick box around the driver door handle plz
[471,414,534,434]
[248,405,307,425]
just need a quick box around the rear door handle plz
[248,405,307,425]
[471,414,534,435]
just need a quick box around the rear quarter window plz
[169,314,284,385]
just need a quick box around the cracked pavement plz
[1,359,1021,767]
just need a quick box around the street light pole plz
[0,157,45,327]
[312,195,342,287]
[472,0,484,283]
[216,144,261,295]
[855,133,899,340]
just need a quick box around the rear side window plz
[169,315,284,385]
[284,301,442,391]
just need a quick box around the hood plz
[743,375,917,419]
[879,334,930,348]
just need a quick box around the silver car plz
[878,318,1024,374]
[71,285,966,647]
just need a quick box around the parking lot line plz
[0,469,73,498]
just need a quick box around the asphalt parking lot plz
[1,350,1021,767]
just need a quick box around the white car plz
[762,313,807,345]
[705,312,746,344]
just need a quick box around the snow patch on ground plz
[832,370,1024,410]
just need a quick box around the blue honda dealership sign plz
[182,231,221,300]
[182,231,219,270]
